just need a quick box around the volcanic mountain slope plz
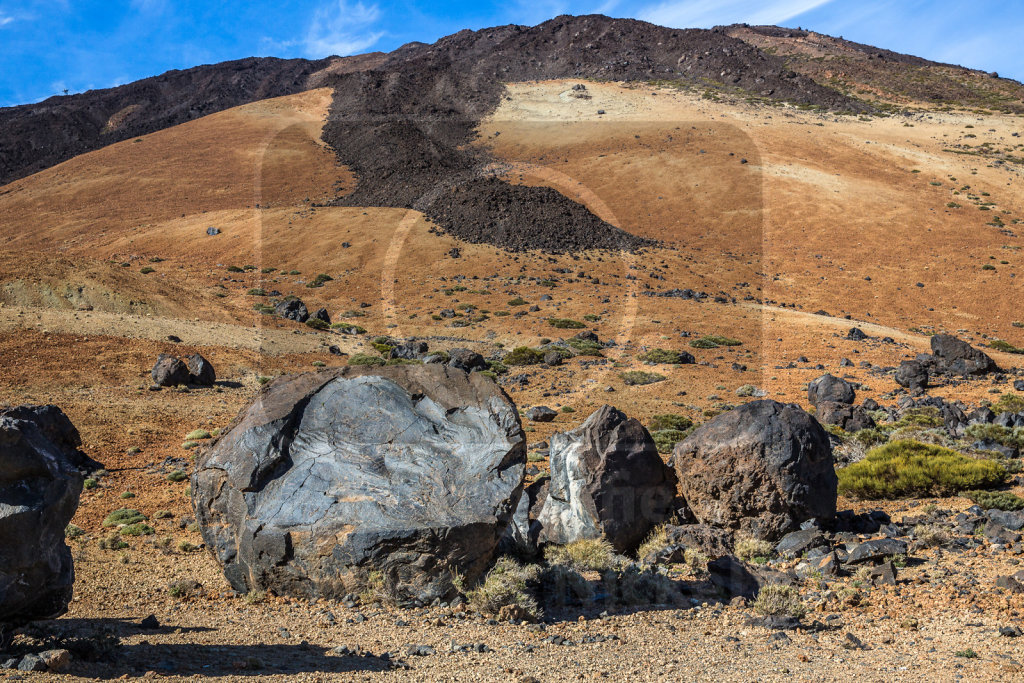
[726,24,1024,114]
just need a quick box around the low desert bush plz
[347,353,386,367]
[649,414,693,432]
[965,489,1024,510]
[503,346,545,366]
[638,349,687,364]
[620,371,667,386]
[734,533,773,562]
[753,584,806,617]
[548,318,586,329]
[545,538,616,572]
[689,335,742,349]
[103,509,146,528]
[465,557,541,618]
[838,440,1007,499]
[652,429,689,454]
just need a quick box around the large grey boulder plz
[0,406,84,627]
[535,405,677,554]
[807,374,855,406]
[192,365,525,603]
[671,400,837,541]
[930,334,997,376]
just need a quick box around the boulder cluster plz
[189,365,839,603]
[895,334,999,392]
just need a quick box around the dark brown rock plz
[671,400,837,541]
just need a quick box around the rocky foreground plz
[1,335,1023,679]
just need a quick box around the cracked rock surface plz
[192,365,525,603]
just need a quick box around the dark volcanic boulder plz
[390,342,428,360]
[192,365,525,603]
[151,354,189,387]
[671,400,837,541]
[895,360,928,391]
[525,406,557,423]
[816,401,875,432]
[0,406,84,627]
[312,308,331,324]
[274,298,309,323]
[185,354,216,386]
[807,374,855,406]
[447,348,487,372]
[535,405,677,554]
[930,334,997,376]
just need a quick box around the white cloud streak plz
[305,0,384,57]
[0,11,16,27]
[640,0,834,28]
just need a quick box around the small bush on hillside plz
[652,429,689,454]
[167,470,187,482]
[838,440,1007,499]
[247,288,266,296]
[226,265,244,273]
[305,318,330,330]
[185,429,211,440]
[636,525,670,562]
[504,346,545,366]
[140,266,155,274]
[965,489,1024,511]
[689,335,742,349]
[649,414,693,432]
[120,523,155,537]
[852,427,889,448]
[991,393,1024,413]
[508,297,528,306]
[566,338,604,356]
[65,524,85,539]
[605,564,681,607]
[965,423,1024,449]
[103,509,146,528]
[548,318,586,329]
[348,353,386,367]
[621,371,667,386]
[638,349,686,364]
[306,273,333,288]
[990,340,1024,354]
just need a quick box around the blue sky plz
[1,0,1022,107]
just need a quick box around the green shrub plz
[508,297,528,306]
[65,524,85,539]
[583,314,601,322]
[83,478,98,490]
[348,353,386,367]
[548,318,586,329]
[621,371,666,386]
[982,264,996,271]
[990,340,1024,354]
[153,510,174,520]
[649,414,693,432]
[167,470,188,482]
[852,427,889,448]
[306,273,333,288]
[330,323,366,334]
[140,266,155,274]
[503,346,545,366]
[991,393,1024,413]
[965,489,1024,510]
[638,349,686,364]
[120,523,155,536]
[226,265,244,273]
[838,440,1008,499]
[965,423,1024,449]
[652,429,688,454]
[305,318,330,330]
[185,429,211,440]
[689,335,741,349]
[566,338,604,356]
[247,288,266,296]
[103,509,146,528]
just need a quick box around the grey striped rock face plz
[535,405,677,554]
[192,366,525,603]
[0,406,84,627]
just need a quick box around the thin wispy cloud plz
[305,0,384,57]
[0,11,17,27]
[640,0,834,28]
